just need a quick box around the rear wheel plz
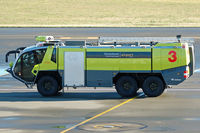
[142,76,165,97]
[37,76,59,97]
[115,76,138,97]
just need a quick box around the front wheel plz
[37,76,59,97]
[142,76,165,97]
[115,76,138,97]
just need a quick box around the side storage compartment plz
[57,48,86,87]
[64,52,85,87]
[86,70,113,87]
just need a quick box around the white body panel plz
[64,52,85,86]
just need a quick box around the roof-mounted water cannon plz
[35,36,54,42]
[176,35,181,43]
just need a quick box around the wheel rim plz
[123,81,132,90]
[149,82,158,91]
[43,81,53,91]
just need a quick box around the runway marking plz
[192,37,200,39]
[58,37,98,40]
[60,93,144,133]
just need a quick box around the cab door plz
[13,49,46,82]
[14,51,36,82]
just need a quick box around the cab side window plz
[35,49,47,64]
[51,48,56,63]
[19,51,35,81]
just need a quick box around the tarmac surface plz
[0,28,200,133]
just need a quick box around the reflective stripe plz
[87,46,152,49]
[86,52,151,58]
[154,46,182,49]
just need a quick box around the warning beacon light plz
[35,36,54,42]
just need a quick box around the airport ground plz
[0,28,200,133]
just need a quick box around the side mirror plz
[5,50,20,62]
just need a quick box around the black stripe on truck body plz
[86,52,151,58]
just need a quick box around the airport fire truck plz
[5,36,195,97]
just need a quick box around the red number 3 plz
[168,51,177,62]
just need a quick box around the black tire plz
[115,76,138,97]
[142,76,165,97]
[37,76,59,97]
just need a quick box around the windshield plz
[14,49,46,82]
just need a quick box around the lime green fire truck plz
[5,35,195,97]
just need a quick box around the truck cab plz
[13,47,47,83]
